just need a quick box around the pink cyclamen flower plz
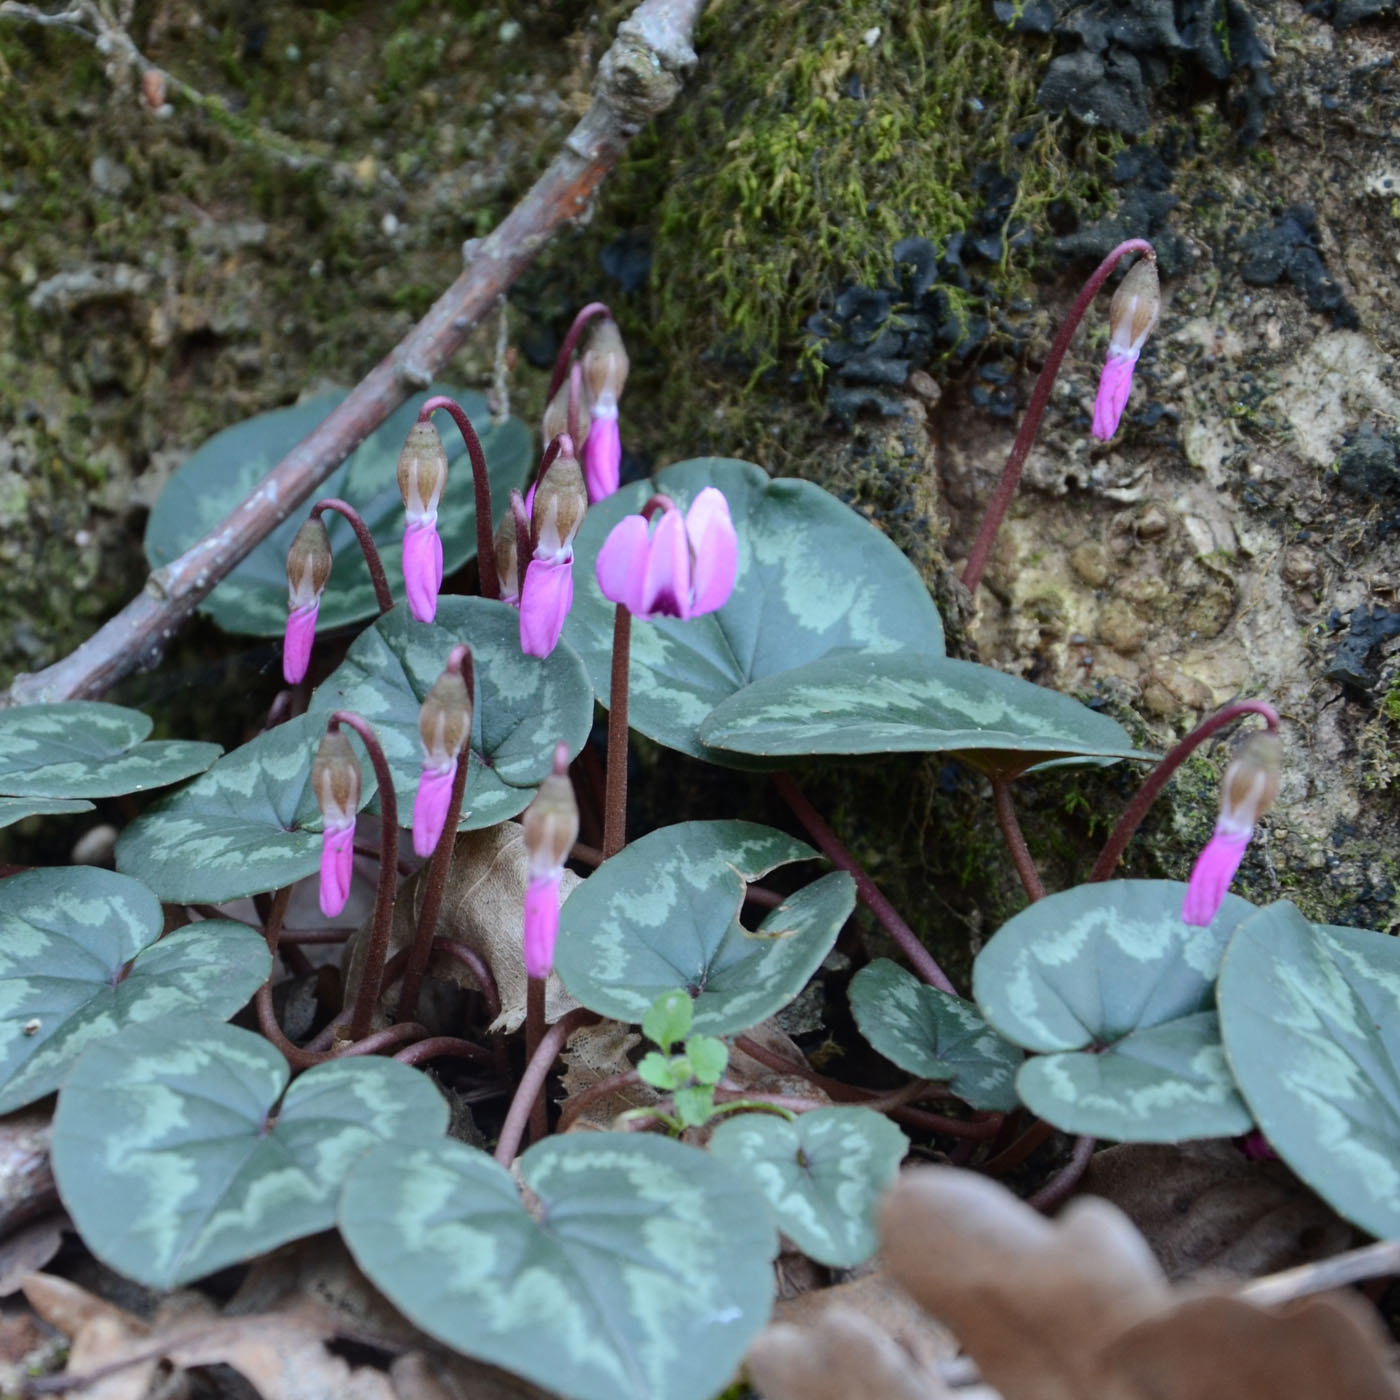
[1181,731,1282,926]
[283,517,332,685]
[1091,256,1161,442]
[583,411,621,503]
[520,743,578,980]
[411,649,474,858]
[596,487,739,621]
[520,439,587,658]
[523,871,563,980]
[398,421,449,622]
[311,727,361,919]
[580,318,628,503]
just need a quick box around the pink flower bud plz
[411,649,474,858]
[312,727,361,918]
[542,377,590,452]
[283,517,332,685]
[581,319,628,504]
[518,442,587,658]
[398,421,449,621]
[1092,257,1161,442]
[519,745,577,980]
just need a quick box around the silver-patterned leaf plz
[848,959,1023,1112]
[562,458,944,764]
[0,797,94,830]
[0,702,220,798]
[1218,902,1400,1238]
[306,597,593,831]
[114,711,375,903]
[555,821,855,1035]
[52,1017,448,1288]
[700,653,1148,777]
[707,1106,907,1267]
[145,387,532,637]
[0,867,270,1112]
[340,1134,776,1400]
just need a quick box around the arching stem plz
[419,395,499,600]
[310,497,393,614]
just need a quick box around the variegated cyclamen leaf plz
[972,881,1255,1142]
[1218,902,1400,1239]
[114,712,375,903]
[700,653,1148,776]
[848,959,1023,1112]
[52,1018,448,1288]
[307,597,593,832]
[340,1134,776,1400]
[0,702,220,798]
[145,387,532,637]
[0,797,94,830]
[562,458,944,764]
[707,1107,907,1267]
[0,867,270,1112]
[555,821,855,1035]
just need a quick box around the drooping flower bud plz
[312,727,361,917]
[520,743,578,979]
[283,517,333,685]
[1182,730,1281,927]
[520,439,588,658]
[542,376,590,455]
[581,318,628,503]
[398,420,450,622]
[1092,257,1161,442]
[494,507,521,607]
[411,646,475,858]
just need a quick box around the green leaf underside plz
[700,654,1148,775]
[0,797,94,829]
[562,458,945,765]
[708,1107,907,1267]
[0,867,270,1113]
[1017,1011,1251,1141]
[848,960,1023,1112]
[144,387,532,638]
[307,598,594,831]
[555,821,855,1036]
[340,1134,776,1400]
[0,702,220,798]
[114,712,375,903]
[52,1018,448,1288]
[1219,902,1400,1239]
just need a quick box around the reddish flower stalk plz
[309,497,393,614]
[546,301,613,402]
[494,1007,597,1166]
[1090,699,1280,883]
[418,395,500,601]
[961,238,1156,597]
[992,778,1045,902]
[603,603,632,859]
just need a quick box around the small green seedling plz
[635,989,734,1129]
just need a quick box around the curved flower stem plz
[555,1068,643,1134]
[393,1035,495,1068]
[546,301,612,402]
[526,976,548,1144]
[380,937,502,1026]
[396,648,476,1025]
[961,238,1156,597]
[255,983,428,1068]
[327,711,401,1042]
[1028,1134,1096,1213]
[261,884,293,954]
[419,395,499,601]
[310,497,393,614]
[980,1118,1055,1178]
[1090,699,1280,882]
[494,1007,597,1166]
[771,773,958,996]
[992,778,1045,902]
[602,603,632,859]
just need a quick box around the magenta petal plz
[640,506,690,618]
[1092,349,1139,441]
[523,871,562,979]
[595,514,651,612]
[1181,827,1250,926]
[412,761,457,858]
[403,521,443,623]
[583,413,621,503]
[520,556,575,658]
[685,488,739,617]
[282,601,320,686]
[319,819,356,918]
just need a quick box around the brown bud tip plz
[583,318,629,408]
[312,727,361,826]
[1109,257,1161,355]
[493,508,520,600]
[397,421,449,519]
[418,661,474,765]
[530,444,588,558]
[522,761,579,879]
[287,517,333,609]
[543,378,591,449]
[1220,730,1282,832]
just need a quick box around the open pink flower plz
[319,820,356,918]
[1091,257,1160,442]
[1181,828,1251,927]
[523,871,563,980]
[596,487,738,620]
[583,411,621,503]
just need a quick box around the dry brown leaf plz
[1082,1140,1354,1281]
[557,1020,661,1132]
[0,1212,65,1296]
[390,1349,557,1400]
[24,1273,161,1400]
[726,1020,833,1104]
[343,824,581,1034]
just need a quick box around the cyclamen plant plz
[7,265,1397,1400]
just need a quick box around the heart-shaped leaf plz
[708,1106,907,1267]
[0,702,220,798]
[848,959,1023,1112]
[555,821,855,1035]
[701,653,1148,777]
[145,387,531,637]
[52,1018,448,1288]
[0,867,270,1113]
[306,598,594,832]
[0,798,94,830]
[1218,902,1400,1239]
[115,712,375,903]
[340,1133,776,1400]
[972,881,1254,1141]
[562,458,944,763]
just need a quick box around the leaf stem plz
[310,497,393,614]
[419,396,499,601]
[1027,1133,1096,1213]
[494,1007,597,1166]
[393,1035,495,1068]
[602,603,632,859]
[992,778,1045,902]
